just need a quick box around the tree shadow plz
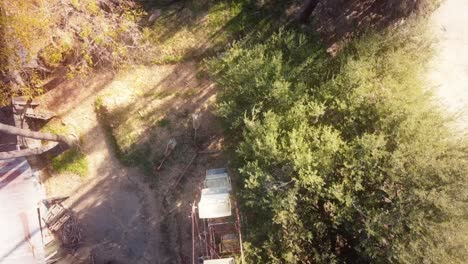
[36,69,115,117]
[136,0,292,63]
[96,61,222,173]
[311,0,429,52]
[10,56,231,261]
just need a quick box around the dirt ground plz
[310,0,428,55]
[35,70,163,263]
[34,60,226,263]
[428,0,468,133]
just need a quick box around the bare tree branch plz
[0,123,75,147]
[0,143,64,160]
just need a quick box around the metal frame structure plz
[191,170,245,264]
[191,201,244,263]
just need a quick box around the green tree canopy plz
[208,24,468,263]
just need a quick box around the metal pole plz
[192,113,201,144]
[192,203,195,264]
[235,200,246,264]
[37,207,44,246]
[203,219,208,258]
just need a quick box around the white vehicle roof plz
[206,168,228,177]
[205,168,231,191]
[198,188,231,219]
[202,187,229,195]
[203,257,235,264]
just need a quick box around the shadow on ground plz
[27,54,228,263]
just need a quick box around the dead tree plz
[0,123,75,160]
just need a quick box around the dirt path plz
[37,72,163,263]
[34,58,228,263]
[428,0,468,132]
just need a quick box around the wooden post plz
[192,113,201,144]
[192,202,196,264]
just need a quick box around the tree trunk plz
[0,143,64,160]
[0,123,75,146]
[0,123,75,160]
[297,0,320,24]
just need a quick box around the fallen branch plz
[171,152,198,190]
[0,143,63,160]
[0,123,75,147]
[156,138,177,171]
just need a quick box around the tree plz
[0,123,75,159]
[208,26,468,263]
[0,0,145,106]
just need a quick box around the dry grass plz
[143,0,243,64]
[96,62,217,172]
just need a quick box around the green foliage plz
[85,1,100,16]
[0,85,11,106]
[95,96,103,110]
[0,0,146,106]
[143,0,273,64]
[51,147,88,177]
[0,1,51,70]
[157,118,170,127]
[209,24,468,263]
[41,40,72,67]
[42,119,88,177]
[41,120,69,136]
[0,0,53,105]
[208,29,329,131]
[70,0,80,9]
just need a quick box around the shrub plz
[0,0,146,106]
[0,0,52,104]
[208,29,330,132]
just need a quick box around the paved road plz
[428,0,468,132]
